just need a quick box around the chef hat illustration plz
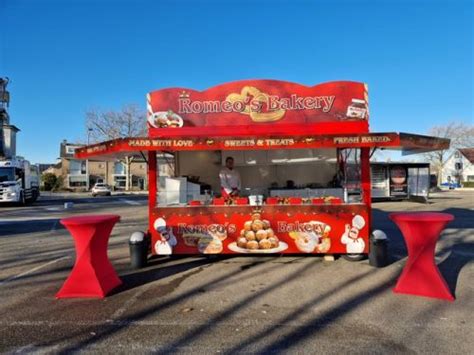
[352,215,366,230]
[153,217,177,247]
[153,217,167,233]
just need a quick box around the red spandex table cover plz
[389,212,454,301]
[56,215,122,298]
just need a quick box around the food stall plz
[75,80,449,262]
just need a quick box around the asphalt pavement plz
[0,190,472,354]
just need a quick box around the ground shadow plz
[53,257,318,354]
[0,218,64,237]
[438,242,473,297]
[25,256,279,352]
[442,207,474,229]
[35,194,148,206]
[110,256,216,294]
[428,195,463,201]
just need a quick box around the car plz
[91,183,112,196]
[440,182,461,189]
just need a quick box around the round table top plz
[389,212,454,222]
[60,214,121,226]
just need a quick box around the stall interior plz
[157,147,363,206]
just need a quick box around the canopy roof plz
[75,80,449,160]
[75,132,450,161]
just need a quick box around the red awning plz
[75,132,449,160]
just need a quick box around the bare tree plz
[86,104,147,190]
[425,121,474,185]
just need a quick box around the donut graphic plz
[390,166,406,185]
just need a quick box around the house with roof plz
[58,140,149,191]
[441,148,474,186]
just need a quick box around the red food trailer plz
[75,80,449,264]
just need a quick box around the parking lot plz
[0,190,473,353]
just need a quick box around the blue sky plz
[1,0,472,163]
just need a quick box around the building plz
[0,78,20,159]
[441,148,474,185]
[37,163,57,174]
[58,140,148,191]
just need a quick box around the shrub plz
[41,173,57,191]
[52,176,64,192]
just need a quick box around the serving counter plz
[151,203,369,255]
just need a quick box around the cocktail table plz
[389,212,454,301]
[56,215,122,298]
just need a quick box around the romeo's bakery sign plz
[147,80,369,129]
[178,87,336,122]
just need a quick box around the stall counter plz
[151,203,369,256]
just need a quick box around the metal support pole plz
[86,128,93,190]
[361,148,372,230]
[148,150,157,212]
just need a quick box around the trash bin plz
[129,231,148,269]
[369,230,388,267]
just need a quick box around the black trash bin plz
[129,231,149,269]
[369,230,388,267]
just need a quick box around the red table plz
[389,212,454,301]
[56,215,122,298]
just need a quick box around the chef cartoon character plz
[341,215,366,254]
[153,218,177,255]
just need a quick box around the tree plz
[53,176,64,192]
[425,121,474,185]
[85,104,147,190]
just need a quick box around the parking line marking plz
[45,207,61,211]
[111,286,151,320]
[0,256,70,286]
[118,198,142,206]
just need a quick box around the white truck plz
[0,157,39,204]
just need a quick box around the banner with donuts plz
[147,80,369,134]
[150,205,369,256]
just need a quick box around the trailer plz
[371,162,431,200]
[75,80,449,264]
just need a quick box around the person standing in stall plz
[219,157,241,198]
